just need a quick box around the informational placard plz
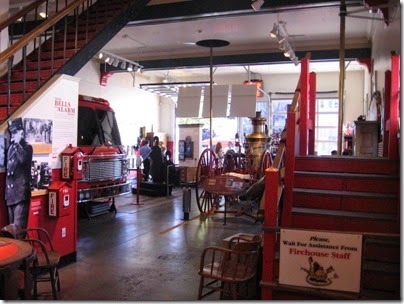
[279,229,362,293]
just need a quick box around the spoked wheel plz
[195,148,220,213]
[258,150,273,179]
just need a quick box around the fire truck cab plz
[60,95,131,217]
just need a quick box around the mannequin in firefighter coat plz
[5,117,33,232]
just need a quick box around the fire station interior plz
[0,0,401,301]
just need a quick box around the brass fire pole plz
[338,0,346,155]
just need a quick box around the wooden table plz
[202,176,248,225]
[0,237,35,300]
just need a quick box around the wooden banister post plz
[261,167,279,300]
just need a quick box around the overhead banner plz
[229,84,257,117]
[201,85,229,118]
[279,229,362,293]
[176,86,202,118]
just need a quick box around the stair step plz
[295,156,400,175]
[54,31,97,43]
[294,171,399,194]
[293,190,398,214]
[8,58,68,72]
[292,207,397,221]
[0,80,42,92]
[0,106,19,120]
[9,69,54,81]
[0,92,35,105]
[291,209,399,233]
[29,49,77,60]
[293,188,397,199]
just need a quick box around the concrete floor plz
[35,187,263,301]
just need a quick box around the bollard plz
[182,187,191,220]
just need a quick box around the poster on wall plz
[24,118,53,154]
[279,229,362,293]
[25,118,53,144]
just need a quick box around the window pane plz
[317,113,339,127]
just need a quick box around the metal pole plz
[338,0,346,155]
[209,46,213,149]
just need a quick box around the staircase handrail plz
[0,0,91,65]
[0,0,48,31]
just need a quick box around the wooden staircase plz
[260,56,400,300]
[261,156,400,300]
[0,0,150,124]
[291,156,400,234]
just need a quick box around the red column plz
[308,72,317,155]
[388,55,400,159]
[299,58,310,156]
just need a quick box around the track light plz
[269,23,278,38]
[283,43,293,57]
[96,50,144,72]
[279,40,287,51]
[251,0,264,11]
[269,21,299,65]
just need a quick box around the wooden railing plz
[0,0,98,117]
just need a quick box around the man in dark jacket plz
[5,117,33,232]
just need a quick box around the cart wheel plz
[195,148,220,213]
[258,150,273,179]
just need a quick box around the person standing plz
[5,117,33,233]
[149,136,163,183]
[139,139,151,181]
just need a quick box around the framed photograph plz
[184,141,193,158]
[178,140,185,154]
[178,153,185,161]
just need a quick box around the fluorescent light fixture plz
[251,0,264,11]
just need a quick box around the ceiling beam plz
[127,0,363,26]
[101,47,371,72]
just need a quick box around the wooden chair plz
[197,235,262,300]
[0,224,37,300]
[20,227,61,300]
[1,223,25,239]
